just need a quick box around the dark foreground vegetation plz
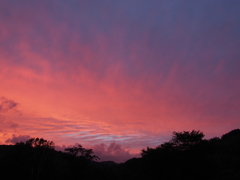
[1,129,240,180]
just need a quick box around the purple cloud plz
[5,134,31,144]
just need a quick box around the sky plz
[0,0,240,163]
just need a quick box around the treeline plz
[0,129,240,180]
[117,129,240,180]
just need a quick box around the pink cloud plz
[92,142,138,163]
[0,0,239,159]
[55,142,138,163]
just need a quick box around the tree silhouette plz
[16,137,55,149]
[141,130,204,157]
[13,138,56,179]
[170,130,204,150]
[65,145,99,161]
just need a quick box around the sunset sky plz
[0,0,240,162]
